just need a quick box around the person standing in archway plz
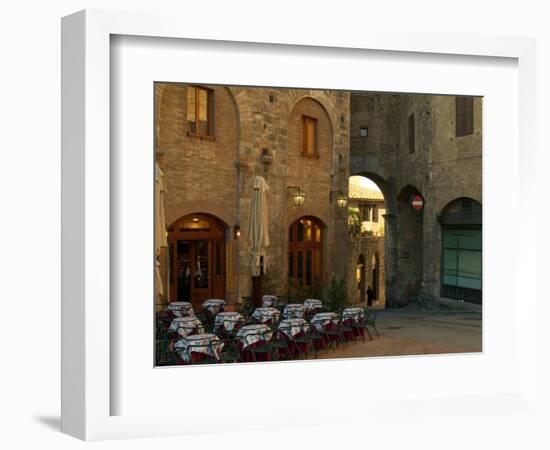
[367,285,375,307]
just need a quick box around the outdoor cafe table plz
[310,312,339,348]
[235,324,273,362]
[303,298,323,313]
[169,316,204,338]
[202,299,226,315]
[214,312,244,334]
[262,295,278,307]
[342,307,366,339]
[278,318,310,356]
[166,301,194,318]
[282,304,306,319]
[174,333,223,365]
[252,307,281,324]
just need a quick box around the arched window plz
[288,217,323,288]
[439,198,482,303]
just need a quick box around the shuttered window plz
[187,86,215,138]
[302,115,318,157]
[455,96,474,137]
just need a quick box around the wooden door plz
[168,213,226,309]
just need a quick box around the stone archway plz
[348,169,395,306]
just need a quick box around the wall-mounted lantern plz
[233,224,241,239]
[287,186,306,206]
[330,190,348,208]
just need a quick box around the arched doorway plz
[167,213,226,308]
[357,254,366,303]
[288,216,323,289]
[439,197,482,304]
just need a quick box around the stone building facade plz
[350,93,482,306]
[155,83,350,310]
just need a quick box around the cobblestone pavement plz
[313,307,482,360]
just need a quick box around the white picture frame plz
[61,9,538,441]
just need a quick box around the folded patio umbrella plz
[247,175,270,276]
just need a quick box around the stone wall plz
[156,84,350,305]
[350,92,482,306]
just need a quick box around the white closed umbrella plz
[248,175,270,276]
[155,163,168,255]
[155,163,168,300]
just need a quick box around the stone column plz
[382,213,398,307]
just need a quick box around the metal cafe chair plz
[294,328,316,359]
[155,335,177,366]
[185,342,219,365]
[246,331,273,363]
[325,319,346,351]
[217,338,241,364]
[305,325,324,357]
[362,309,380,340]
[270,332,292,361]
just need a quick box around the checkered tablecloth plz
[169,316,204,337]
[303,298,323,312]
[166,301,194,317]
[342,307,365,324]
[262,295,278,307]
[202,299,225,314]
[235,324,273,349]
[252,307,281,324]
[214,312,244,331]
[283,304,306,319]
[310,312,339,332]
[175,333,223,363]
[278,318,310,338]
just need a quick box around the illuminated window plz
[302,115,318,157]
[289,217,323,288]
[187,86,214,138]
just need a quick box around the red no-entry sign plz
[412,195,424,211]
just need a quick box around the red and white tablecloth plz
[310,312,338,332]
[214,312,244,332]
[169,316,204,337]
[166,301,194,318]
[202,299,225,315]
[252,307,281,324]
[235,324,273,362]
[278,318,310,338]
[303,298,323,312]
[283,304,306,319]
[261,295,278,307]
[175,333,223,364]
[342,307,365,324]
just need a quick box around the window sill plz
[187,132,216,142]
[301,153,320,160]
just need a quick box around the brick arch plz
[348,170,395,215]
[397,184,424,204]
[224,86,241,144]
[287,210,329,229]
[288,92,338,136]
[165,202,235,232]
[435,191,482,215]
